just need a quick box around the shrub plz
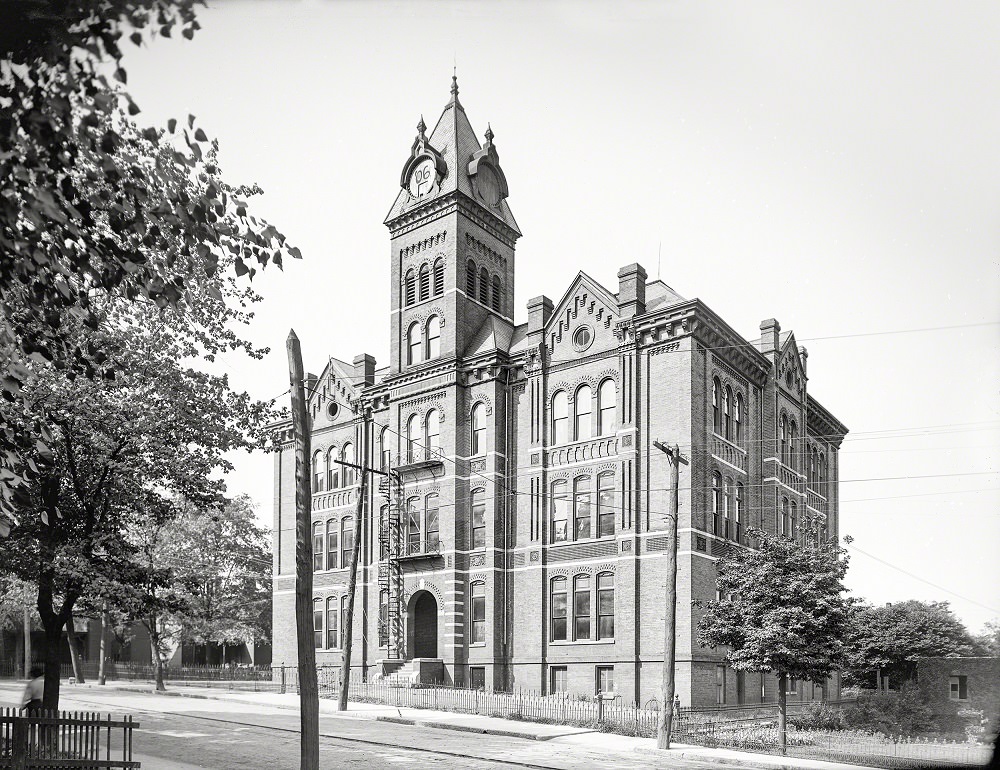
[842,685,937,736]
[789,701,846,731]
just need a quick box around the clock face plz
[476,165,501,206]
[408,158,437,198]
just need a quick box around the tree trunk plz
[41,619,62,712]
[98,607,109,685]
[777,672,787,756]
[66,613,85,684]
[147,616,166,692]
[21,604,30,680]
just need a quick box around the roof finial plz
[484,123,494,145]
[416,115,426,137]
[451,69,459,100]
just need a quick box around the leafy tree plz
[0,0,298,522]
[973,619,1000,657]
[698,528,851,753]
[0,576,39,677]
[844,600,978,689]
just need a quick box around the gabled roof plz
[545,271,621,335]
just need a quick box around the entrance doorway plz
[410,591,438,658]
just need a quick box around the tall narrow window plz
[551,390,568,444]
[326,597,338,649]
[790,500,798,541]
[471,402,486,455]
[491,275,501,311]
[479,267,489,304]
[723,477,732,540]
[713,377,722,434]
[466,260,476,296]
[326,447,339,490]
[312,450,324,492]
[550,577,567,641]
[780,497,790,536]
[573,574,591,640]
[597,472,615,537]
[426,315,441,359]
[780,415,789,465]
[810,447,817,485]
[573,476,591,540]
[425,494,440,549]
[378,591,389,647]
[723,386,733,440]
[404,269,416,307]
[340,596,349,649]
[598,379,616,436]
[550,666,568,693]
[406,497,420,554]
[314,599,324,648]
[341,517,353,570]
[735,393,744,444]
[716,665,727,705]
[326,519,338,570]
[597,572,615,639]
[313,522,324,571]
[342,443,355,485]
[735,483,744,544]
[712,473,722,537]
[551,479,569,543]
[471,488,486,549]
[407,322,421,366]
[574,385,592,440]
[418,263,430,302]
[596,666,614,695]
[380,427,390,471]
[424,409,440,459]
[789,420,798,470]
[470,581,486,643]
[433,257,445,296]
[406,414,419,463]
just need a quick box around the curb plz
[376,715,561,742]
[636,746,879,770]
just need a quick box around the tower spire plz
[449,70,461,107]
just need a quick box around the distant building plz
[916,657,1000,725]
[270,78,847,706]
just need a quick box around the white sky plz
[119,0,1000,631]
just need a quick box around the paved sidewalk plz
[51,679,879,770]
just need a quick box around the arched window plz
[471,488,486,549]
[425,493,439,549]
[312,450,324,492]
[404,269,416,307]
[735,394,744,444]
[789,420,798,470]
[550,479,569,543]
[573,476,591,540]
[341,442,355,485]
[597,472,615,537]
[779,415,788,465]
[573,574,591,640]
[735,483,744,543]
[551,390,568,444]
[380,427,390,471]
[406,496,420,554]
[790,500,798,541]
[426,315,441,359]
[341,517,353,570]
[424,409,440,459]
[378,590,389,647]
[470,581,486,644]
[479,267,489,304]
[491,275,501,311]
[598,379,616,436]
[466,259,477,297]
[574,385,592,441]
[713,377,722,434]
[418,263,430,302]
[433,257,445,296]
[471,402,486,455]
[780,497,790,536]
[313,522,324,571]
[550,577,567,641]
[723,477,733,540]
[313,598,324,648]
[326,596,338,649]
[597,572,614,640]
[406,414,419,463]
[407,322,421,366]
[809,446,816,485]
[711,472,723,537]
[724,386,733,440]
[326,519,338,570]
[326,447,339,490]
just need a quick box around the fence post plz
[280,664,286,695]
[598,696,604,724]
[12,718,28,770]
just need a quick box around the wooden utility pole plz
[286,330,318,770]
[23,603,31,678]
[653,441,688,751]
[337,408,370,711]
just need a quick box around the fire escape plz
[377,471,405,660]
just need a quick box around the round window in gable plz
[327,402,340,420]
[572,325,594,352]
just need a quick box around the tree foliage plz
[844,600,978,688]
[0,0,299,520]
[973,619,1000,657]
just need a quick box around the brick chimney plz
[353,354,376,387]
[617,263,647,318]
[759,319,781,355]
[527,295,553,336]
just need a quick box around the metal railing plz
[0,708,139,769]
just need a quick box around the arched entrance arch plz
[407,590,438,659]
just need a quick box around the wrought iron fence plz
[0,708,139,769]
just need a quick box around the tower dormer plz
[385,76,520,376]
